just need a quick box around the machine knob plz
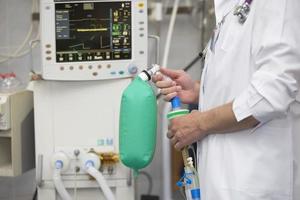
[128,65,138,75]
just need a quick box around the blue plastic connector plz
[85,160,95,168]
[191,188,201,200]
[176,181,183,187]
[186,178,192,185]
[55,160,64,169]
[171,96,181,110]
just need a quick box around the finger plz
[156,80,176,88]
[170,137,177,145]
[164,92,178,102]
[160,68,183,79]
[152,74,164,83]
[160,86,181,95]
[169,122,177,134]
[174,142,184,151]
[167,131,173,139]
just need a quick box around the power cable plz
[139,171,153,195]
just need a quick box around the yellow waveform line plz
[77,28,108,32]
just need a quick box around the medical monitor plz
[41,0,147,80]
[55,2,132,62]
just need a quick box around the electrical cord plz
[139,171,153,195]
[182,51,205,72]
[32,188,37,200]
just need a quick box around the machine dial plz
[128,65,138,75]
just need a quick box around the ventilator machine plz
[35,0,148,199]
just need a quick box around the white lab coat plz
[198,0,300,199]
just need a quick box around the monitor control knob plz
[128,65,138,75]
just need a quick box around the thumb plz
[160,68,182,79]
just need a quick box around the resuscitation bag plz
[119,77,157,173]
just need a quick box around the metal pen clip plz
[200,45,208,61]
[234,0,253,24]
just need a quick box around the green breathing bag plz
[119,77,157,174]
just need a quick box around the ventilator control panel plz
[41,0,147,80]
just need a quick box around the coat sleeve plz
[232,0,300,123]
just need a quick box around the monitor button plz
[128,65,138,75]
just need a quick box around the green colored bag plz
[119,77,157,173]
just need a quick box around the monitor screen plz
[55,1,132,63]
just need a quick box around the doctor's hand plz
[167,110,208,151]
[152,68,200,104]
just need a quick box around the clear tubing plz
[53,168,72,200]
[191,167,200,187]
[182,147,190,167]
[162,0,180,67]
[160,0,187,190]
[86,165,115,200]
[0,0,37,63]
[162,103,173,200]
